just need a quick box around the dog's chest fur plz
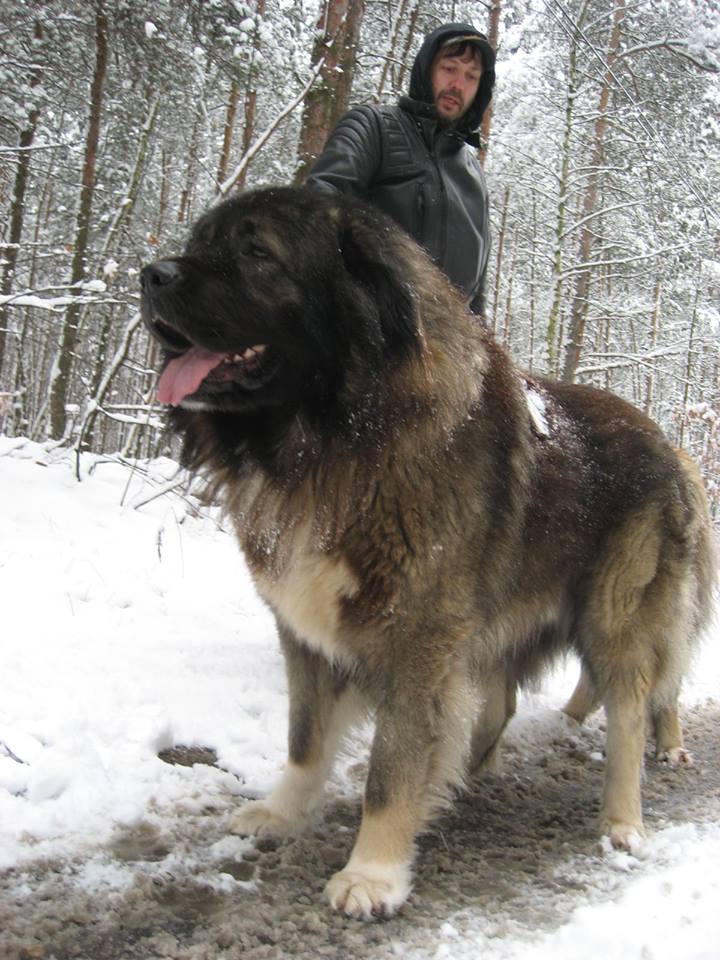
[244,516,360,668]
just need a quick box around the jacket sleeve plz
[468,286,487,321]
[468,244,489,321]
[304,106,382,198]
[469,191,492,323]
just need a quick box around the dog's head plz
[140,187,424,418]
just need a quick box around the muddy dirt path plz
[2,700,719,960]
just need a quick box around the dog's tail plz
[675,448,718,639]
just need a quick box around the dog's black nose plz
[141,260,182,290]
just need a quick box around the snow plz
[0,293,104,311]
[102,257,119,280]
[80,278,107,293]
[0,438,285,869]
[1,436,719,957]
[524,382,550,437]
[503,832,720,960]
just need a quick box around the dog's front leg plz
[232,625,351,838]
[326,680,468,920]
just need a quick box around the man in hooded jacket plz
[305,22,496,318]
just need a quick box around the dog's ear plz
[335,208,422,361]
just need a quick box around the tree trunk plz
[294,0,366,184]
[48,2,108,439]
[561,0,625,384]
[375,0,410,101]
[0,19,43,376]
[502,229,516,346]
[643,278,662,417]
[677,287,700,449]
[396,6,420,94]
[178,113,201,224]
[527,191,538,371]
[479,0,501,165]
[234,0,266,191]
[216,77,240,188]
[155,148,170,240]
[546,0,588,372]
[75,311,143,472]
[332,0,365,118]
[491,185,510,335]
[77,94,158,450]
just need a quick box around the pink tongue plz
[157,347,225,406]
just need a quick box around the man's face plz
[430,48,482,122]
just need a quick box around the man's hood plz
[406,22,496,138]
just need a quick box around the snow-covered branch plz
[560,243,690,276]
[617,38,720,73]
[0,287,122,311]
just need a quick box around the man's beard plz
[435,89,465,124]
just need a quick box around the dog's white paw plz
[325,861,412,920]
[600,819,645,854]
[657,747,693,767]
[230,800,298,838]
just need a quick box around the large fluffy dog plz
[140,187,714,919]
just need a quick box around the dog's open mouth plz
[152,319,274,406]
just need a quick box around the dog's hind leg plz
[652,695,692,766]
[468,670,517,774]
[232,627,356,838]
[600,675,650,850]
[584,502,690,850]
[562,663,600,723]
[572,654,691,771]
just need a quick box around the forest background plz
[1,0,718,514]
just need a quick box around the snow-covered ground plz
[1,436,719,959]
